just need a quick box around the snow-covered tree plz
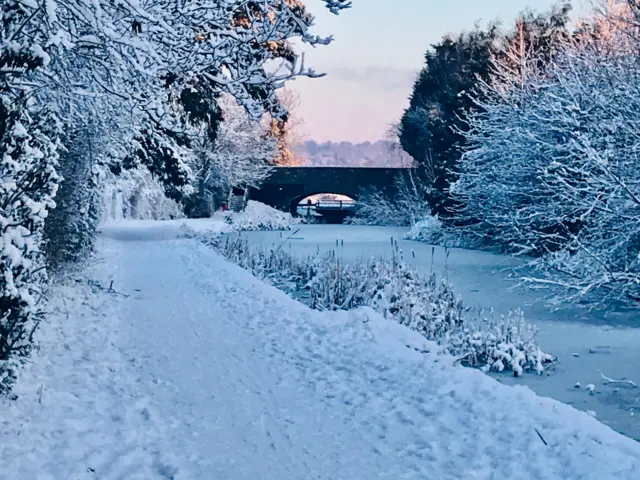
[400,4,571,218]
[0,0,353,395]
[522,31,640,305]
[451,16,569,254]
[185,94,276,217]
[399,25,500,216]
[212,96,276,189]
[268,88,306,166]
[454,11,640,306]
[42,103,127,268]
[103,167,185,221]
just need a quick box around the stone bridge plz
[248,167,409,216]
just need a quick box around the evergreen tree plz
[399,26,498,216]
[399,3,572,217]
[44,116,113,270]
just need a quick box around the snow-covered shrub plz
[404,215,443,244]
[208,234,554,375]
[349,169,433,226]
[348,190,409,226]
[103,168,184,222]
[0,102,60,397]
[403,217,483,250]
[223,201,294,231]
[306,256,464,339]
[445,310,554,375]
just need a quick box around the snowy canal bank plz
[229,224,640,442]
[2,221,639,479]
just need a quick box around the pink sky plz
[290,0,590,143]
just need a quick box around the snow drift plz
[223,200,294,231]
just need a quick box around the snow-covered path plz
[109,236,387,478]
[3,225,640,478]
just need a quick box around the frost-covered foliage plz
[43,116,116,269]
[348,169,433,226]
[103,169,184,222]
[399,5,571,217]
[453,14,640,306]
[112,0,353,203]
[223,201,293,231]
[308,255,464,338]
[208,95,276,189]
[404,215,443,244]
[0,103,60,397]
[186,95,276,217]
[209,235,554,375]
[446,310,554,376]
[0,2,61,396]
[399,26,500,217]
[295,140,413,167]
[0,0,352,396]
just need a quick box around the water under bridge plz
[248,166,410,222]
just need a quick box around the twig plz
[534,428,548,446]
[274,228,300,252]
[597,369,638,388]
[452,352,473,366]
[88,279,130,298]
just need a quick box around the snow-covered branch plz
[0,0,352,395]
[453,15,640,307]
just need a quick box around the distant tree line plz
[294,140,413,168]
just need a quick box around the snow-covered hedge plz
[404,216,443,244]
[103,168,184,222]
[223,201,294,231]
[209,234,555,375]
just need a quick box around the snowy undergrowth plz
[404,215,443,243]
[204,233,555,376]
[223,201,295,232]
[403,217,492,252]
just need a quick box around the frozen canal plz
[231,224,640,442]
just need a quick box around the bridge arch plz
[248,167,407,220]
